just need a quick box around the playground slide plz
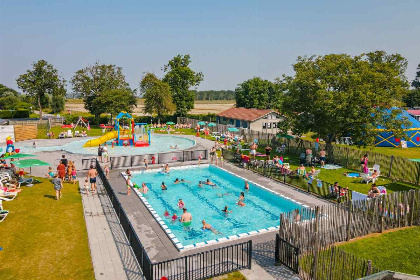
[83,131,118,147]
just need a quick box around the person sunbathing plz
[368,184,380,198]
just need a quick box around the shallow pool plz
[11,135,195,156]
[131,165,304,249]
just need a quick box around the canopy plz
[207,123,216,127]
[228,127,239,132]
[2,153,35,159]
[375,109,420,148]
[197,121,206,125]
[14,159,50,168]
[166,121,175,125]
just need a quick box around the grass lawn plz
[0,179,94,280]
[37,125,104,139]
[339,227,420,276]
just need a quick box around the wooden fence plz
[277,189,420,279]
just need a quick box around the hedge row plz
[0,109,30,118]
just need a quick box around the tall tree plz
[412,62,420,89]
[71,62,131,118]
[92,89,137,121]
[162,55,203,116]
[140,73,174,124]
[235,77,283,109]
[403,89,420,108]
[16,60,66,118]
[280,51,410,155]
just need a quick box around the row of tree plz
[233,51,420,153]
[193,90,235,100]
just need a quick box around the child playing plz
[164,210,170,218]
[84,179,90,195]
[220,155,224,167]
[126,178,132,196]
[178,199,185,209]
[105,165,109,179]
[72,168,77,184]
[171,213,178,222]
[46,167,55,178]
[198,154,203,165]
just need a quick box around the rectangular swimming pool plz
[130,165,305,250]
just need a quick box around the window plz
[273,122,277,128]
[267,123,271,129]
[263,123,267,129]
[223,117,226,122]
[242,121,248,128]
[272,114,276,119]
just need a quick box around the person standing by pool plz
[250,142,257,159]
[61,155,68,167]
[57,161,66,180]
[87,165,98,194]
[202,220,222,235]
[98,145,103,163]
[126,177,132,196]
[143,157,148,170]
[265,145,272,160]
[164,164,170,173]
[361,154,369,174]
[319,149,326,166]
[210,147,215,164]
[180,208,192,228]
[52,174,63,201]
[103,144,109,163]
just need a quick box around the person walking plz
[98,144,103,163]
[52,174,63,200]
[361,154,369,174]
[87,165,98,194]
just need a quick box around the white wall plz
[0,125,14,143]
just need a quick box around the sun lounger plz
[0,199,9,222]
[0,190,18,201]
[18,178,33,187]
[360,173,372,184]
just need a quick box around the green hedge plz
[0,109,30,118]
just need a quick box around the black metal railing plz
[275,234,299,274]
[96,160,252,280]
[110,149,208,169]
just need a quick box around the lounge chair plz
[66,130,73,138]
[377,186,387,195]
[0,200,9,222]
[18,178,33,187]
[0,190,17,201]
[360,173,372,184]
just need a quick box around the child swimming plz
[171,213,178,222]
[178,199,185,209]
[164,210,170,217]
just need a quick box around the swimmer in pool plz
[164,210,170,217]
[161,182,167,190]
[172,213,178,222]
[140,182,149,194]
[178,199,185,209]
[244,181,249,190]
[198,181,203,187]
[164,164,170,173]
[222,206,232,214]
[204,179,215,186]
[174,178,180,184]
[237,192,246,206]
[202,220,222,235]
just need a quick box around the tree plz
[16,60,66,118]
[140,73,174,124]
[162,55,203,116]
[280,51,410,156]
[403,89,420,108]
[412,63,420,89]
[71,62,132,118]
[0,84,20,98]
[92,89,137,121]
[235,77,283,109]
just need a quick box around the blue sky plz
[1,0,419,91]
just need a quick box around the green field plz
[0,179,94,280]
[339,227,420,276]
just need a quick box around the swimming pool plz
[12,135,195,156]
[129,165,305,250]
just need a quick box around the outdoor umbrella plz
[228,127,239,132]
[197,121,206,126]
[277,134,294,139]
[207,123,216,127]
[2,153,36,159]
[14,159,50,175]
[409,159,420,162]
[166,121,175,125]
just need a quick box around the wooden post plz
[346,199,352,241]
[328,246,335,280]
[388,155,394,178]
[366,260,372,276]
[409,191,415,226]
[380,195,386,233]
[311,206,320,278]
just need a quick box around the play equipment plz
[5,136,15,153]
[74,116,90,131]
[83,112,151,148]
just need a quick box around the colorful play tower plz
[83,112,151,148]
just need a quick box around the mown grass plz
[0,178,94,280]
[37,125,104,139]
[339,227,420,276]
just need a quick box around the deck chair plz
[18,178,33,187]
[74,131,81,137]
[67,130,73,138]
[377,186,387,195]
[0,190,17,201]
[0,200,9,222]
[313,169,321,177]
[0,173,12,182]
[360,173,372,184]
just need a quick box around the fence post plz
[311,206,320,278]
[366,260,372,275]
[275,234,280,264]
[248,240,252,269]
[184,256,188,280]
[328,246,335,280]
[346,199,352,241]
[417,162,420,185]
[409,191,415,226]
[388,155,394,178]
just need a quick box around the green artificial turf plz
[339,227,420,276]
[0,179,94,280]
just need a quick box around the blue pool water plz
[131,165,303,247]
[12,135,195,156]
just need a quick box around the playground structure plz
[83,112,151,148]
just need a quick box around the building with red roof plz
[217,107,283,132]
[407,109,420,121]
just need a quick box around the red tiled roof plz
[217,107,278,122]
[407,110,420,116]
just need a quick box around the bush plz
[0,109,30,118]
[186,113,217,122]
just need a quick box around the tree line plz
[192,90,235,100]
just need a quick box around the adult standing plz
[98,144,103,163]
[52,174,63,200]
[60,155,68,167]
[180,208,192,227]
[66,161,73,182]
[361,154,369,174]
[57,161,66,180]
[319,149,326,166]
[265,145,272,160]
[87,165,98,193]
[102,144,109,163]
[250,142,257,159]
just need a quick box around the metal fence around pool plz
[109,149,208,169]
[95,159,252,280]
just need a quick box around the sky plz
[1,0,419,92]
